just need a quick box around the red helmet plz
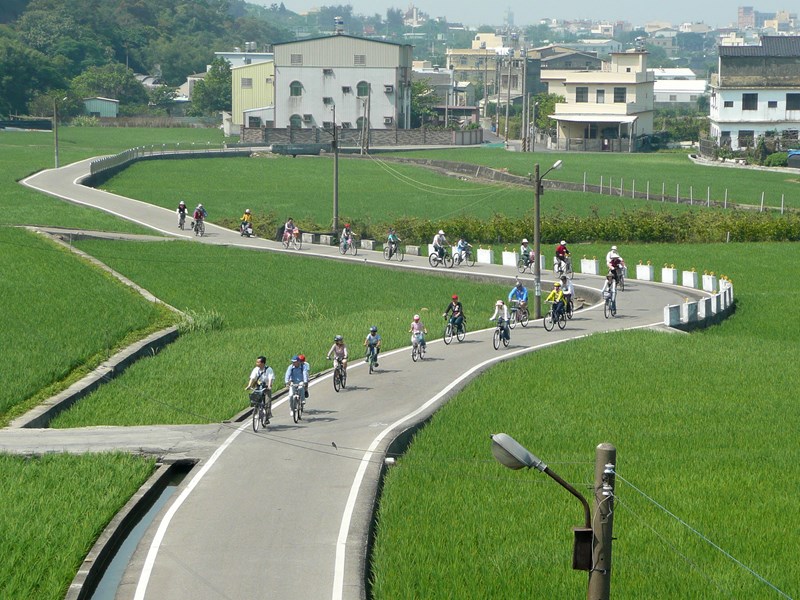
[451,294,458,300]
[298,354,306,362]
[344,223,350,228]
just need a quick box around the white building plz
[272,34,413,130]
[654,80,708,107]
[709,36,800,149]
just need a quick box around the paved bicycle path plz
[17,161,708,600]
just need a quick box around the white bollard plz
[661,267,678,285]
[581,258,600,275]
[477,248,494,264]
[636,264,655,281]
[681,301,699,324]
[664,304,681,327]
[682,270,699,288]
[501,251,519,267]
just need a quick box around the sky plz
[273,1,777,29]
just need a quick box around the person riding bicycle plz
[443,294,465,333]
[326,335,349,374]
[177,201,188,228]
[387,228,401,258]
[240,208,253,235]
[192,204,207,235]
[601,272,617,312]
[520,238,532,266]
[246,355,274,422]
[455,237,472,264]
[489,299,510,342]
[555,240,570,272]
[282,217,296,243]
[606,245,625,284]
[508,280,529,311]
[364,326,381,367]
[433,230,448,259]
[284,355,305,413]
[545,281,567,319]
[409,314,428,351]
[560,276,575,312]
[298,354,310,399]
[342,223,354,249]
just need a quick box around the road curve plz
[20,161,709,600]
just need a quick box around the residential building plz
[654,80,708,108]
[272,35,412,131]
[472,33,504,50]
[559,39,622,57]
[538,45,603,71]
[542,51,654,152]
[83,97,119,118]
[650,68,698,80]
[214,51,273,68]
[231,60,275,131]
[709,36,800,149]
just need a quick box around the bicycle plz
[508,301,529,329]
[193,219,205,237]
[365,345,379,374]
[517,255,534,274]
[554,256,574,280]
[178,213,186,230]
[603,291,617,318]
[492,318,510,350]
[383,241,404,262]
[453,247,475,267]
[565,297,574,320]
[428,248,454,268]
[247,385,272,432]
[543,301,567,331]
[442,315,466,345]
[617,265,626,292]
[288,382,304,423]
[330,357,347,392]
[411,332,426,362]
[283,228,302,250]
[339,235,357,255]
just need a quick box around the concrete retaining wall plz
[663,281,735,331]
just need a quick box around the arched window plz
[290,81,303,97]
[356,81,370,97]
[356,116,367,131]
[290,114,303,129]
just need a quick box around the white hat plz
[413,314,420,320]
[522,238,528,243]
[560,240,566,245]
[611,245,617,250]
[438,230,445,235]
[495,300,504,306]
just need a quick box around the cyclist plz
[545,281,567,320]
[560,275,575,313]
[192,204,207,235]
[282,217,296,243]
[240,208,252,235]
[455,237,471,265]
[176,201,188,228]
[508,280,528,310]
[606,245,625,284]
[433,229,448,259]
[443,294,465,333]
[601,273,617,312]
[520,238,532,267]
[387,228,401,258]
[284,355,305,414]
[489,300,510,342]
[364,326,381,367]
[555,240,570,273]
[326,335,349,374]
[409,314,427,351]
[298,354,310,399]
[342,223,354,250]
[246,355,274,423]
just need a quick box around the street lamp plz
[330,103,339,235]
[533,159,563,319]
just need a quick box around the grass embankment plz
[0,227,173,426]
[51,240,510,427]
[0,453,155,600]
[0,127,225,232]
[370,243,800,599]
[390,147,800,210]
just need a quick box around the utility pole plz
[504,50,512,144]
[332,104,339,235]
[483,45,488,118]
[588,443,616,600]
[53,98,60,169]
[521,50,528,151]
[533,162,541,318]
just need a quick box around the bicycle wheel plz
[466,253,475,267]
[259,404,268,428]
[284,237,291,249]
[456,322,466,342]
[252,403,261,432]
[291,394,300,423]
[333,369,342,392]
[566,301,573,320]
[397,247,404,261]
[339,242,347,254]
[520,309,529,328]
[611,302,617,317]
[492,328,500,350]
[179,217,185,230]
[428,253,439,267]
[383,246,391,260]
[604,299,611,319]
[444,255,454,268]
[618,276,625,292]
[411,344,419,362]
[369,355,374,374]
[341,370,347,388]
[557,311,567,329]
[517,259,527,274]
[508,311,517,330]
[543,312,555,331]
[350,243,357,256]
[502,333,509,347]
[443,323,453,345]
[295,236,303,250]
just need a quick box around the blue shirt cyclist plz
[508,281,529,309]
[364,326,382,366]
[285,356,305,387]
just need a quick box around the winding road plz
[13,158,709,600]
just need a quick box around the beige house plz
[231,60,275,130]
[542,51,654,152]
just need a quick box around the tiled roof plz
[720,36,800,57]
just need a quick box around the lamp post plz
[331,103,339,235]
[533,159,563,319]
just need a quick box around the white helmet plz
[560,240,566,245]
[611,245,617,251]
[413,314,420,321]
[438,230,445,235]
[495,300,504,306]
[521,238,528,243]
[245,208,251,214]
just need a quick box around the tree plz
[0,32,64,115]
[533,92,563,136]
[188,56,231,116]
[410,79,439,127]
[148,85,177,115]
[70,63,148,105]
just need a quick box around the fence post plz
[707,187,710,207]
[620,178,623,197]
[676,183,680,203]
[583,172,587,193]
[600,175,604,194]
[781,194,785,214]
[662,182,665,202]
[646,181,650,200]
[609,177,612,195]
[724,189,728,209]
[632,180,635,199]
[760,192,765,212]
[690,186,693,205]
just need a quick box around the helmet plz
[298,354,305,362]
[554,281,561,287]
[179,201,185,206]
[521,238,528,243]
[198,204,203,208]
[496,300,504,306]
[370,326,378,333]
[611,245,618,251]
[291,355,300,362]
[561,275,567,282]
[245,209,251,214]
[438,230,445,235]
[344,223,350,228]
[515,281,522,288]
[560,240,567,245]
[451,294,458,300]
[334,335,343,342]
[413,314,420,321]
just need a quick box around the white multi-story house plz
[272,34,412,130]
[542,51,654,152]
[709,36,800,149]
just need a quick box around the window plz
[341,122,352,129]
[247,116,261,127]
[342,86,352,94]
[669,95,677,102]
[354,54,366,66]
[383,116,393,125]
[323,97,334,105]
[787,93,800,110]
[241,78,253,89]
[565,61,572,68]
[724,100,734,108]
[356,116,367,130]
[576,87,588,103]
[690,95,698,101]
[384,84,394,93]
[302,114,312,122]
[289,114,302,128]
[742,93,758,111]
[768,100,778,108]
[596,89,605,103]
[290,81,303,97]
[357,81,370,97]
[290,54,303,66]
[738,130,755,145]
[323,68,333,76]
[613,87,627,103]
[322,121,333,130]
